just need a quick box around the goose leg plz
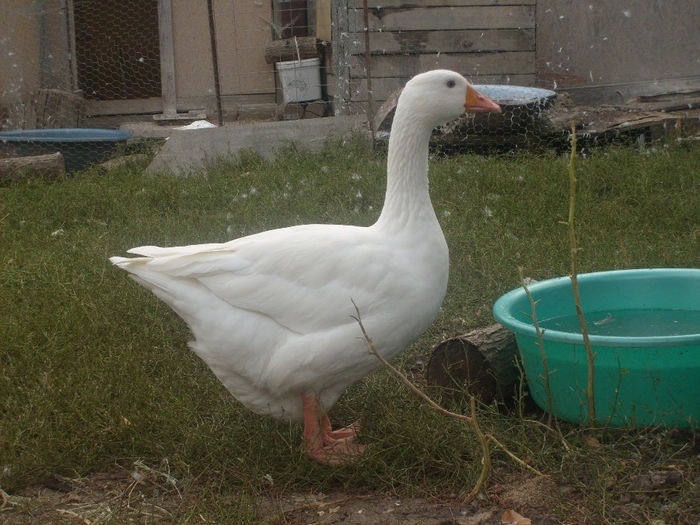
[301,394,365,464]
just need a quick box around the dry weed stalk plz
[351,301,546,503]
[518,267,554,427]
[565,122,596,425]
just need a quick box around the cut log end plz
[427,323,521,404]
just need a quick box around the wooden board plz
[350,52,535,78]
[349,5,535,32]
[350,0,535,7]
[348,28,534,55]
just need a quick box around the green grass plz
[1,140,698,523]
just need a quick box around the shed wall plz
[335,0,537,113]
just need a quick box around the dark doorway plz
[73,0,161,100]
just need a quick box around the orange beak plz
[465,85,501,113]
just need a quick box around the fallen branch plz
[485,433,545,478]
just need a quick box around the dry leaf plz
[502,509,532,525]
[585,435,601,448]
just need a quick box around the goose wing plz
[111,224,401,336]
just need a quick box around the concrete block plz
[146,115,368,175]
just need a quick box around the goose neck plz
[376,108,435,229]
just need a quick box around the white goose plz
[110,70,500,464]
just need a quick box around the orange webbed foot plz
[302,395,366,464]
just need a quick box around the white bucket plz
[276,58,321,103]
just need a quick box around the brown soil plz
[1,468,564,524]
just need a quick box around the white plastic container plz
[276,58,321,103]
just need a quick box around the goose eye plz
[446,79,456,88]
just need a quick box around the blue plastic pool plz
[0,128,132,172]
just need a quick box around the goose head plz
[397,69,501,128]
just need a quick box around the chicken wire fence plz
[1,1,697,174]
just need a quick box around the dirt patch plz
[1,470,561,524]
[1,469,182,524]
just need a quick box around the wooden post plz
[157,0,177,118]
[331,0,351,115]
[65,0,79,92]
[207,0,223,126]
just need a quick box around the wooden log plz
[0,152,65,184]
[426,323,521,404]
[264,36,320,64]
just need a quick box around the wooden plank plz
[350,73,536,101]
[349,6,535,32]
[350,0,536,7]
[350,52,535,78]
[348,28,534,54]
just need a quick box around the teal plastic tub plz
[493,268,700,428]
